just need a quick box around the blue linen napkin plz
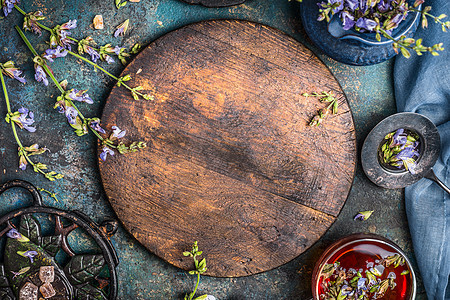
[394,1,450,299]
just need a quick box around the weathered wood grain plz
[99,20,356,277]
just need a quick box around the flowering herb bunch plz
[1,61,64,180]
[317,0,450,58]
[319,254,409,300]
[12,4,153,101]
[15,26,146,166]
[183,242,216,300]
[302,91,339,126]
[379,128,420,174]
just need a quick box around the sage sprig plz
[183,241,215,300]
[14,5,151,101]
[16,26,147,162]
[303,91,338,126]
[1,61,63,181]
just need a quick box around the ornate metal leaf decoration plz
[41,235,62,257]
[76,283,107,300]
[64,254,105,286]
[19,215,41,244]
[0,265,13,300]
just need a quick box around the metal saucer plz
[361,112,449,193]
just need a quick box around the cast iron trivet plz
[0,180,119,300]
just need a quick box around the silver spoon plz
[361,112,450,194]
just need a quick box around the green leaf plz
[19,215,41,244]
[64,254,105,285]
[400,47,411,58]
[76,283,107,300]
[193,295,209,300]
[41,236,61,257]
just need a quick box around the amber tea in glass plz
[312,233,416,300]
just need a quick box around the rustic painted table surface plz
[0,0,426,299]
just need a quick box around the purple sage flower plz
[357,277,367,290]
[13,70,26,84]
[377,0,392,13]
[86,47,101,63]
[2,0,19,17]
[100,146,114,161]
[390,13,405,29]
[395,147,419,161]
[329,0,344,13]
[354,210,374,221]
[113,46,123,56]
[1,61,27,84]
[19,155,27,170]
[6,228,29,242]
[65,107,78,124]
[345,0,359,11]
[390,128,407,147]
[68,89,94,104]
[111,125,126,139]
[61,19,77,30]
[17,107,36,132]
[114,19,129,37]
[43,46,68,62]
[90,119,106,134]
[6,229,21,239]
[355,17,378,31]
[341,11,356,30]
[18,250,38,263]
[104,55,115,64]
[34,65,48,86]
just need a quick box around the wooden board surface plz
[99,20,356,277]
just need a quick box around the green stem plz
[16,26,66,95]
[66,50,149,99]
[409,8,449,26]
[15,5,59,35]
[15,26,109,143]
[67,50,119,79]
[190,273,201,300]
[1,71,46,175]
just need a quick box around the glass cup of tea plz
[311,233,416,300]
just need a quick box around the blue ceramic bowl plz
[300,0,422,65]
[327,3,421,46]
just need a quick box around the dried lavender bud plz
[379,128,420,174]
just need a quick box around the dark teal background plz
[0,0,426,298]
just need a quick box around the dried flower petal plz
[114,19,129,37]
[6,228,30,242]
[100,146,114,161]
[354,210,374,221]
[17,250,38,263]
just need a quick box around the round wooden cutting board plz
[99,20,356,277]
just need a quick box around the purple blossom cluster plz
[43,46,68,62]
[1,61,26,84]
[380,128,420,174]
[50,20,77,50]
[318,0,410,33]
[2,0,19,17]
[8,107,36,132]
[100,126,126,161]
